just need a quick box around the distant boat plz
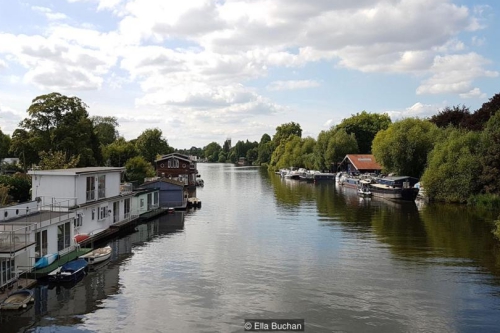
[48,259,88,283]
[33,253,59,270]
[0,289,34,310]
[79,246,112,265]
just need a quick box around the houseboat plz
[155,153,199,188]
[369,176,420,201]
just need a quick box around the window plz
[167,159,179,168]
[57,222,71,251]
[154,192,159,205]
[147,193,152,210]
[1,259,15,285]
[124,198,130,219]
[140,198,144,208]
[35,230,48,258]
[86,176,95,201]
[99,206,108,220]
[113,201,119,223]
[92,209,95,220]
[98,175,106,199]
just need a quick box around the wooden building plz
[338,154,382,174]
[155,153,199,187]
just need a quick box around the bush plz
[468,193,500,210]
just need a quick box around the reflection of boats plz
[48,259,88,283]
[0,289,35,310]
[33,253,59,270]
[370,176,419,201]
[79,246,112,265]
[358,180,372,197]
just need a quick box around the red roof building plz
[338,154,382,174]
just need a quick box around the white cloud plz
[266,80,320,91]
[385,102,442,120]
[416,53,498,95]
[459,88,486,99]
[0,59,6,70]
[32,6,68,21]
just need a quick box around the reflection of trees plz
[316,184,377,233]
[269,172,316,207]
[419,204,500,276]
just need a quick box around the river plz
[2,163,500,332]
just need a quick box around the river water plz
[2,163,500,332]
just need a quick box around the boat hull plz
[48,259,88,283]
[369,186,419,201]
[33,253,59,270]
[0,289,34,310]
[80,246,112,265]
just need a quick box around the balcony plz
[120,183,133,194]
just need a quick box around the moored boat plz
[48,259,88,283]
[369,176,419,201]
[0,289,34,310]
[79,245,112,265]
[33,253,59,270]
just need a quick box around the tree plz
[0,174,31,203]
[0,129,10,160]
[246,147,258,165]
[467,92,500,131]
[479,112,500,194]
[223,138,231,153]
[203,142,222,162]
[102,137,139,167]
[9,129,37,170]
[325,129,359,172]
[38,150,80,170]
[135,128,173,164]
[125,156,155,185]
[91,116,119,146]
[337,111,391,154]
[421,129,481,202]
[272,122,302,148]
[257,134,272,165]
[10,92,101,167]
[372,118,439,177]
[429,105,471,129]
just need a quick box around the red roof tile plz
[344,154,382,171]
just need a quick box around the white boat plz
[79,245,112,265]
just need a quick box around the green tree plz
[91,116,119,146]
[272,122,302,148]
[422,129,481,202]
[9,129,38,170]
[337,111,391,153]
[429,105,471,129]
[135,128,173,164]
[222,138,231,153]
[10,92,101,167]
[372,118,439,177]
[203,142,222,162]
[0,129,10,160]
[38,150,80,170]
[125,156,155,185]
[102,137,139,167]
[246,147,258,165]
[218,151,228,163]
[326,129,359,172]
[257,134,272,165]
[479,112,500,194]
[0,174,31,203]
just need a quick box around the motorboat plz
[0,289,34,310]
[33,253,59,270]
[79,245,112,265]
[48,259,88,283]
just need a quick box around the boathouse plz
[338,154,382,174]
[139,178,187,209]
[155,153,198,188]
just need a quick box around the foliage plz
[0,174,31,203]
[273,136,316,170]
[204,142,222,162]
[218,151,227,163]
[336,111,391,154]
[0,161,23,174]
[38,151,80,170]
[372,118,439,177]
[468,194,500,210]
[175,146,204,158]
[125,156,155,185]
[257,134,272,165]
[10,92,101,167]
[135,128,173,164]
[272,122,302,148]
[91,116,119,146]
[429,105,471,129]
[468,92,500,131]
[421,129,481,203]
[9,129,38,170]
[222,139,231,153]
[313,128,358,171]
[233,140,258,162]
[246,148,258,165]
[479,112,500,194]
[102,137,139,167]
[0,183,10,206]
[0,129,11,160]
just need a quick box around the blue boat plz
[48,259,88,283]
[33,253,59,270]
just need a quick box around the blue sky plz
[0,0,498,149]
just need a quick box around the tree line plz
[1,91,500,205]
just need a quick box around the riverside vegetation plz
[1,92,500,236]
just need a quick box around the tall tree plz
[429,105,471,129]
[91,116,119,146]
[203,142,222,162]
[422,129,481,202]
[336,111,391,153]
[467,92,500,131]
[325,129,359,172]
[38,150,80,170]
[10,92,101,167]
[272,122,302,148]
[479,111,500,194]
[372,118,439,177]
[102,137,139,167]
[257,134,272,165]
[135,128,173,164]
[125,156,155,185]
[0,129,10,160]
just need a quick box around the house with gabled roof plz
[155,153,198,187]
[338,154,382,174]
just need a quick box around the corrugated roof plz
[345,154,382,171]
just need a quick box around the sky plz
[0,0,499,149]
